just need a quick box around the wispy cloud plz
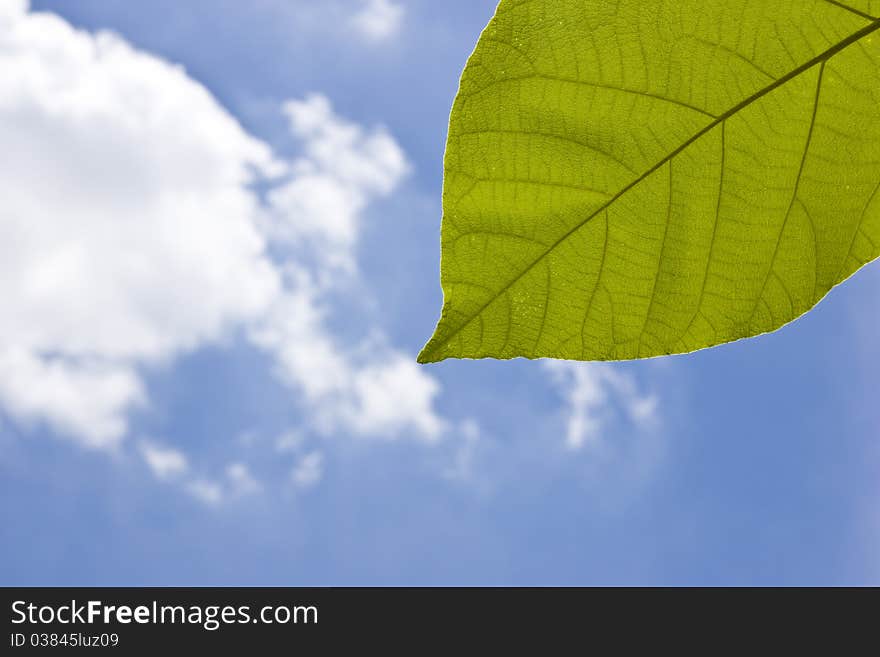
[268,93,409,272]
[291,451,324,489]
[544,362,659,451]
[253,94,445,441]
[140,441,189,480]
[226,462,262,497]
[442,419,482,482]
[140,441,267,505]
[186,479,224,506]
[350,0,405,43]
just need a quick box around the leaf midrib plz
[419,17,880,363]
[822,0,878,21]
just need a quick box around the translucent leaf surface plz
[419,0,880,363]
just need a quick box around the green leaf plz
[419,0,880,363]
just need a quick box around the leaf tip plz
[416,343,440,364]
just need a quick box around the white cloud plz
[0,2,281,447]
[252,276,445,441]
[276,429,306,453]
[226,462,262,496]
[0,349,144,448]
[140,441,188,480]
[253,97,444,442]
[186,479,224,506]
[0,1,27,22]
[443,419,481,482]
[268,93,408,272]
[544,362,659,450]
[291,450,324,489]
[0,3,447,452]
[350,0,404,43]
[141,439,264,504]
[349,356,445,439]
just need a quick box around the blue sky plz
[0,0,877,586]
